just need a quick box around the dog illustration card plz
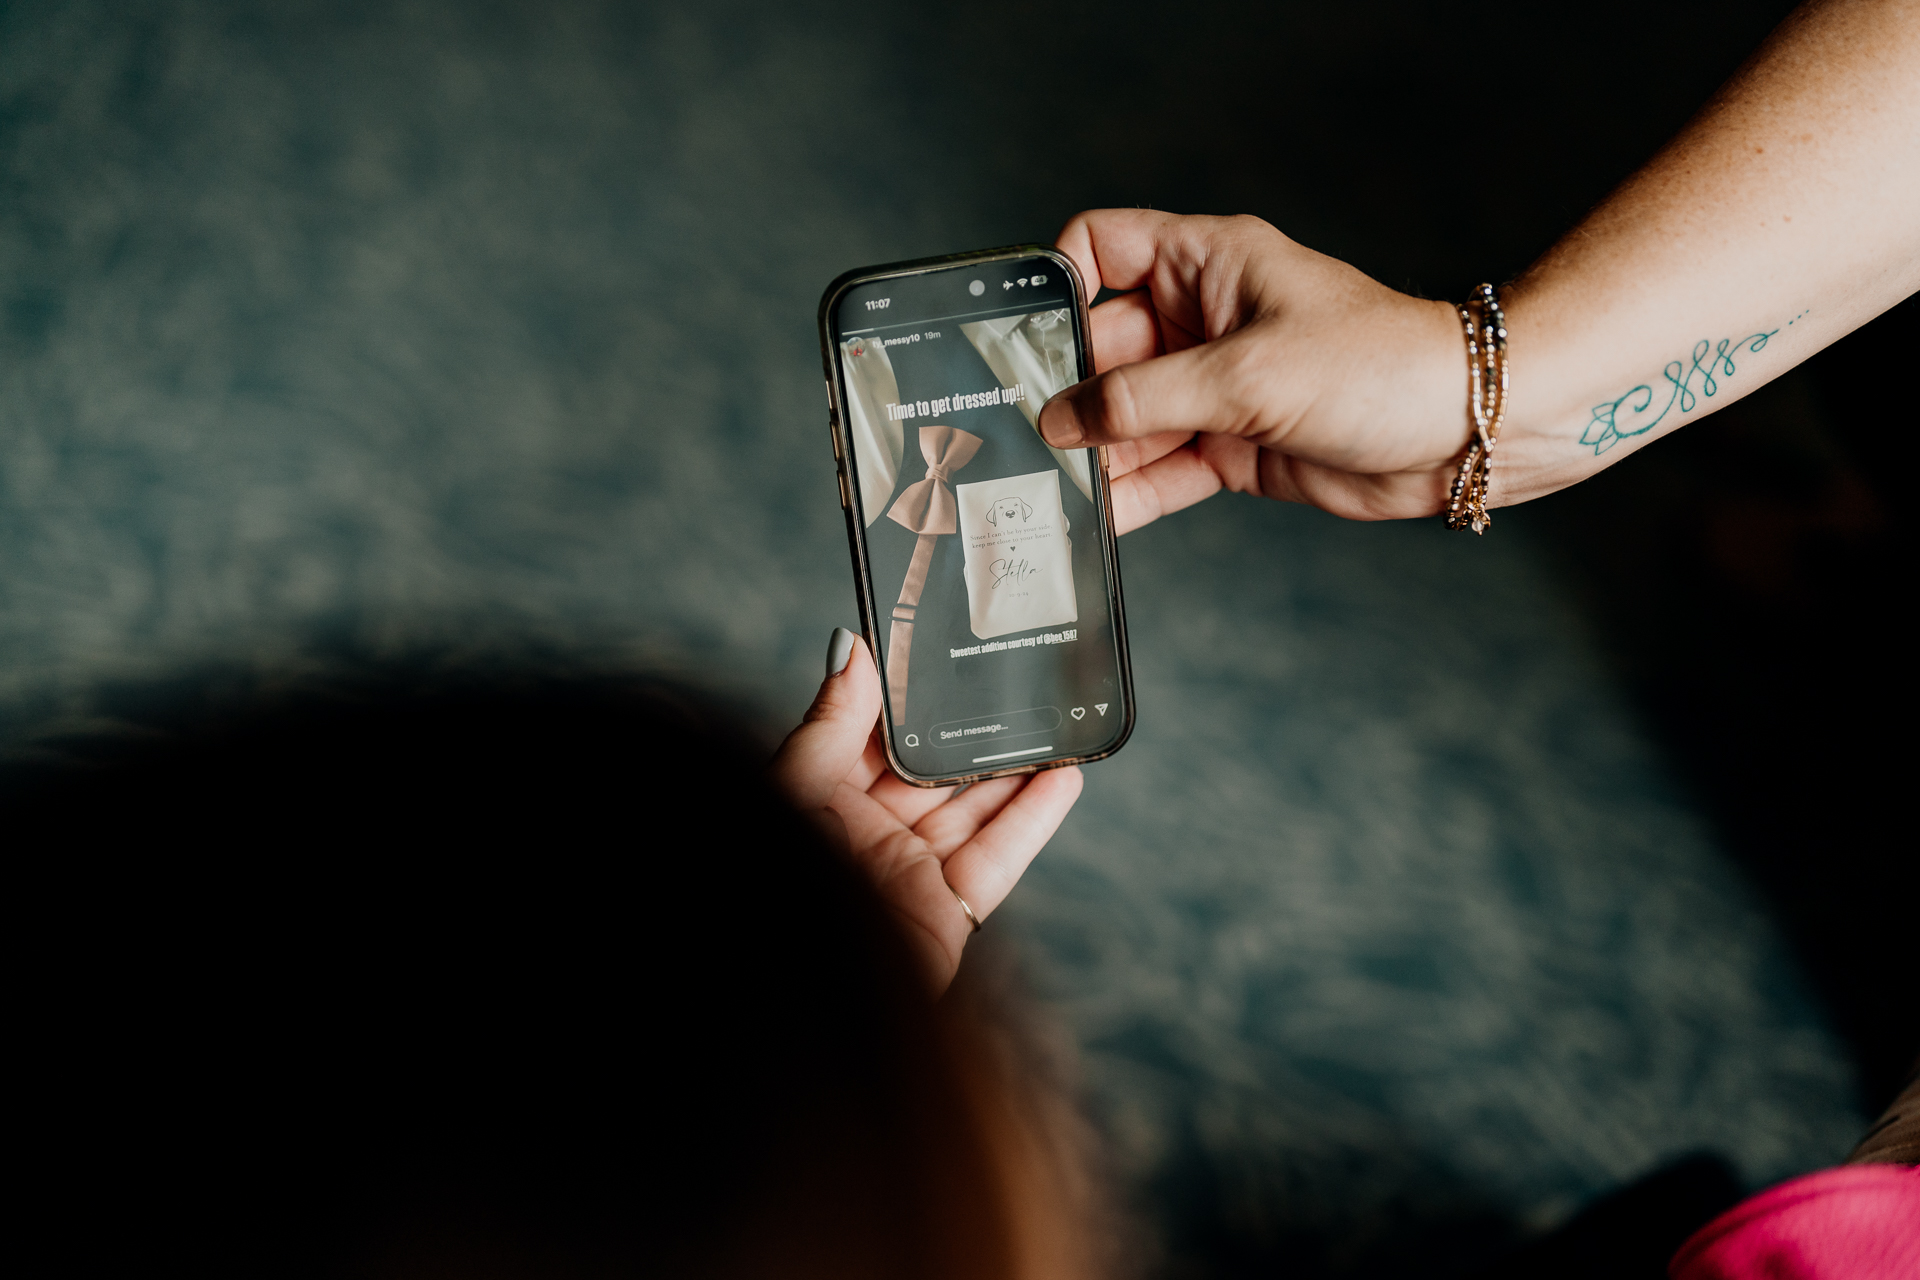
[955,469,1077,640]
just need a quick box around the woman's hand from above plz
[1042,210,1472,533]
[771,629,1083,994]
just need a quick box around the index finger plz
[1055,207,1186,297]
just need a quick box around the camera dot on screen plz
[969,280,985,296]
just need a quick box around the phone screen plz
[825,249,1131,783]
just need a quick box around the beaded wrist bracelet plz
[1445,282,1508,534]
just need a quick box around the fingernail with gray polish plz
[825,626,857,677]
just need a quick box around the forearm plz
[1494,0,1920,505]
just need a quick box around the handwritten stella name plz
[886,383,1027,421]
[990,557,1038,590]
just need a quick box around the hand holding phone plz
[772,630,1084,991]
[820,246,1134,786]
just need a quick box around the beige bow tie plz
[883,425,983,727]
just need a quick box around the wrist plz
[1329,291,1472,479]
[1469,278,1603,509]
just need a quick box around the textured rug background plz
[1,1,1872,1275]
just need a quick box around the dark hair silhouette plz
[9,670,1038,1279]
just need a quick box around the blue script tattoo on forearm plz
[1582,330,1779,454]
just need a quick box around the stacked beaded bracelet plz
[1445,282,1508,534]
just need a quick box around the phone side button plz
[827,413,842,460]
[836,467,851,509]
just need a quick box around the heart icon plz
[1070,707,1085,720]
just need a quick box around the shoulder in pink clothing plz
[1669,1165,1920,1280]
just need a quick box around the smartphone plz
[819,244,1134,786]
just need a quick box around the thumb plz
[771,628,882,811]
[1039,332,1271,449]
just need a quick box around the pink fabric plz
[1670,1165,1920,1280]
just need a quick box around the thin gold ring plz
[950,885,982,933]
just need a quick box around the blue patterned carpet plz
[0,2,1871,1275]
